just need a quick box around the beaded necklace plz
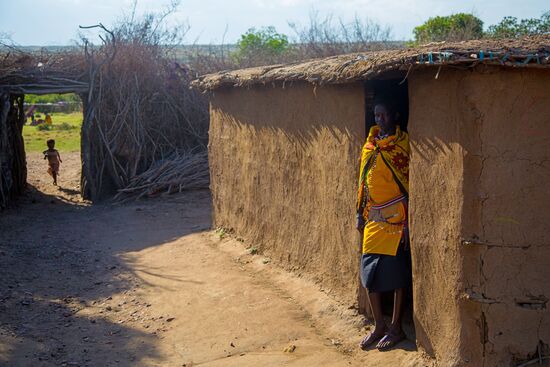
[366,130,404,235]
[365,131,389,200]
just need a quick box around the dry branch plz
[79,18,209,200]
[113,151,209,202]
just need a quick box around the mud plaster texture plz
[208,82,365,306]
[209,67,550,367]
[408,66,550,366]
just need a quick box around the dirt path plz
[0,153,426,367]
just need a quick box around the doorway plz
[22,93,84,201]
[359,76,415,341]
[364,78,409,134]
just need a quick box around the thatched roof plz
[193,36,550,91]
[0,50,88,95]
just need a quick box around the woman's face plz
[374,104,396,133]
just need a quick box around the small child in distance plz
[43,139,62,186]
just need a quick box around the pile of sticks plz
[113,151,209,202]
[80,22,209,200]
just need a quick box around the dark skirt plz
[360,243,412,293]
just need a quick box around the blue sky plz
[0,0,548,45]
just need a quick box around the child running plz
[43,139,62,185]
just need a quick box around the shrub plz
[289,12,394,58]
[487,12,550,38]
[231,26,289,66]
[56,122,74,130]
[184,14,396,73]
[25,93,81,104]
[36,124,52,131]
[413,13,484,44]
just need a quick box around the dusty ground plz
[0,152,427,367]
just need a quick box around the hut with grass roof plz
[194,36,550,366]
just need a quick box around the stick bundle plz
[113,151,209,202]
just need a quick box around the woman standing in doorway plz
[357,99,411,350]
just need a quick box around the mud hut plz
[194,36,550,366]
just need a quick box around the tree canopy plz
[232,26,289,64]
[413,13,484,44]
[486,12,550,38]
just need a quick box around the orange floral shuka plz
[357,125,410,256]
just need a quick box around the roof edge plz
[192,36,550,91]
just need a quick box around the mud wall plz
[208,82,365,304]
[409,67,550,366]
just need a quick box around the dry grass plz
[193,35,550,91]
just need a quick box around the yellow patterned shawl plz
[357,125,410,255]
[357,125,410,219]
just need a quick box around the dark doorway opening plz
[364,77,409,134]
[359,75,415,342]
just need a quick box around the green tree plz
[232,26,289,65]
[413,13,484,44]
[487,11,550,38]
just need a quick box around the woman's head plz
[47,139,55,149]
[373,99,399,134]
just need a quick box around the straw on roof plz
[0,51,88,95]
[193,36,550,91]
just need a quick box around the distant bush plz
[232,26,289,66]
[289,12,394,58]
[487,12,550,38]
[56,122,74,130]
[25,93,81,104]
[413,13,484,44]
[184,13,396,73]
[37,124,52,131]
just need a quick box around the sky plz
[0,0,548,46]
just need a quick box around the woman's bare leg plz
[376,288,406,349]
[360,291,386,348]
[369,292,385,330]
[390,288,405,333]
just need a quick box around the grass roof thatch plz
[192,36,550,91]
[0,50,88,95]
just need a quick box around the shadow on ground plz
[0,184,211,366]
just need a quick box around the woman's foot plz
[376,328,405,351]
[359,326,386,350]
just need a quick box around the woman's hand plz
[356,214,365,232]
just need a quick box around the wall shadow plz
[0,185,211,366]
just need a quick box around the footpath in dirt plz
[0,152,426,367]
